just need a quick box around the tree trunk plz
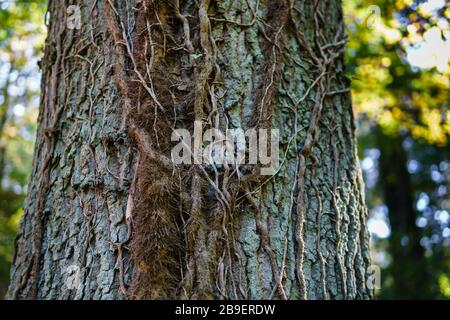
[7,0,372,300]
[377,130,431,298]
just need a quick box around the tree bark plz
[7,0,372,300]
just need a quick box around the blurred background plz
[0,0,448,299]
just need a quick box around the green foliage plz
[345,0,449,299]
[0,0,447,299]
[0,198,23,295]
[439,273,450,298]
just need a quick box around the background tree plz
[345,0,449,298]
[5,0,373,300]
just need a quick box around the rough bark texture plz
[7,0,372,300]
